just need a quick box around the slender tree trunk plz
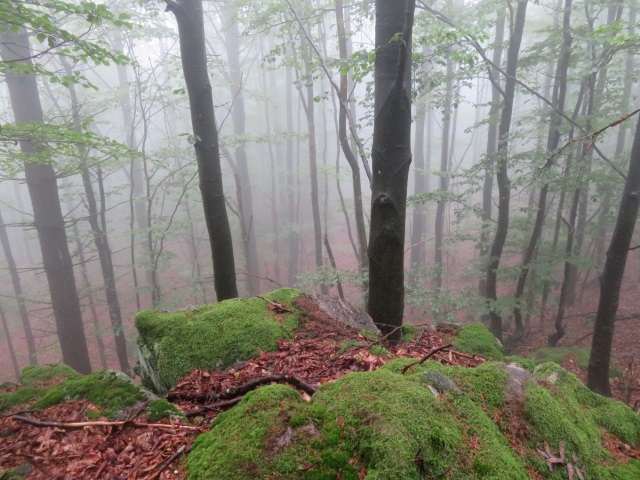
[63,60,131,374]
[112,30,150,307]
[409,99,427,269]
[335,0,368,277]
[165,0,238,300]
[0,208,36,365]
[73,226,109,370]
[222,4,259,295]
[484,0,528,342]
[587,113,640,397]
[434,55,455,293]
[479,7,505,298]
[299,46,328,295]
[509,0,571,345]
[549,188,580,346]
[0,301,20,380]
[367,0,415,340]
[285,64,299,285]
[0,27,92,373]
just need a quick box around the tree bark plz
[587,113,640,397]
[510,0,571,346]
[367,0,415,341]
[221,4,259,296]
[479,7,505,298]
[0,208,37,365]
[0,27,92,373]
[0,301,20,380]
[165,0,238,301]
[484,0,528,342]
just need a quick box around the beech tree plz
[0,25,92,374]
[367,0,416,340]
[164,0,238,301]
[587,112,640,397]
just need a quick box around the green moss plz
[0,386,45,413]
[19,364,81,386]
[146,398,185,422]
[453,323,504,361]
[505,355,535,371]
[186,361,640,479]
[368,345,390,356]
[34,370,145,419]
[400,323,418,343]
[530,347,622,377]
[135,288,303,392]
[332,339,360,360]
[534,362,640,446]
[0,464,30,479]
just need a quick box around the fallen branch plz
[167,374,316,403]
[257,295,293,313]
[148,444,187,480]
[12,415,197,430]
[401,344,453,374]
[183,397,242,418]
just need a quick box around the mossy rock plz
[146,398,185,422]
[530,346,622,377]
[19,364,81,386]
[186,361,640,479]
[453,323,504,361]
[135,288,302,393]
[1,366,158,420]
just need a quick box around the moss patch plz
[33,370,146,419]
[135,288,303,393]
[453,323,504,361]
[530,346,622,377]
[146,398,185,422]
[0,386,45,413]
[187,361,640,479]
[19,364,81,386]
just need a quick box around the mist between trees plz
[0,0,639,397]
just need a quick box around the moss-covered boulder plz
[0,366,159,420]
[187,361,640,479]
[134,288,302,393]
[442,322,505,360]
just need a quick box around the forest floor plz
[1,278,639,478]
[0,296,485,479]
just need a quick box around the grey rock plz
[423,370,462,395]
[504,363,536,398]
[310,294,381,335]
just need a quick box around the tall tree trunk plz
[479,7,505,298]
[63,60,131,374]
[0,27,92,373]
[335,0,369,277]
[367,0,415,340]
[165,0,238,300]
[0,301,20,380]
[587,113,640,397]
[222,4,259,296]
[0,208,36,365]
[409,99,427,269]
[73,225,109,370]
[484,0,528,342]
[285,63,299,285]
[509,0,571,345]
[299,46,328,295]
[112,30,150,308]
[434,54,455,293]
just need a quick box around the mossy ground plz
[453,323,505,360]
[0,366,161,420]
[530,346,622,377]
[135,288,302,392]
[187,360,640,479]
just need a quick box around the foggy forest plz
[1,0,640,407]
